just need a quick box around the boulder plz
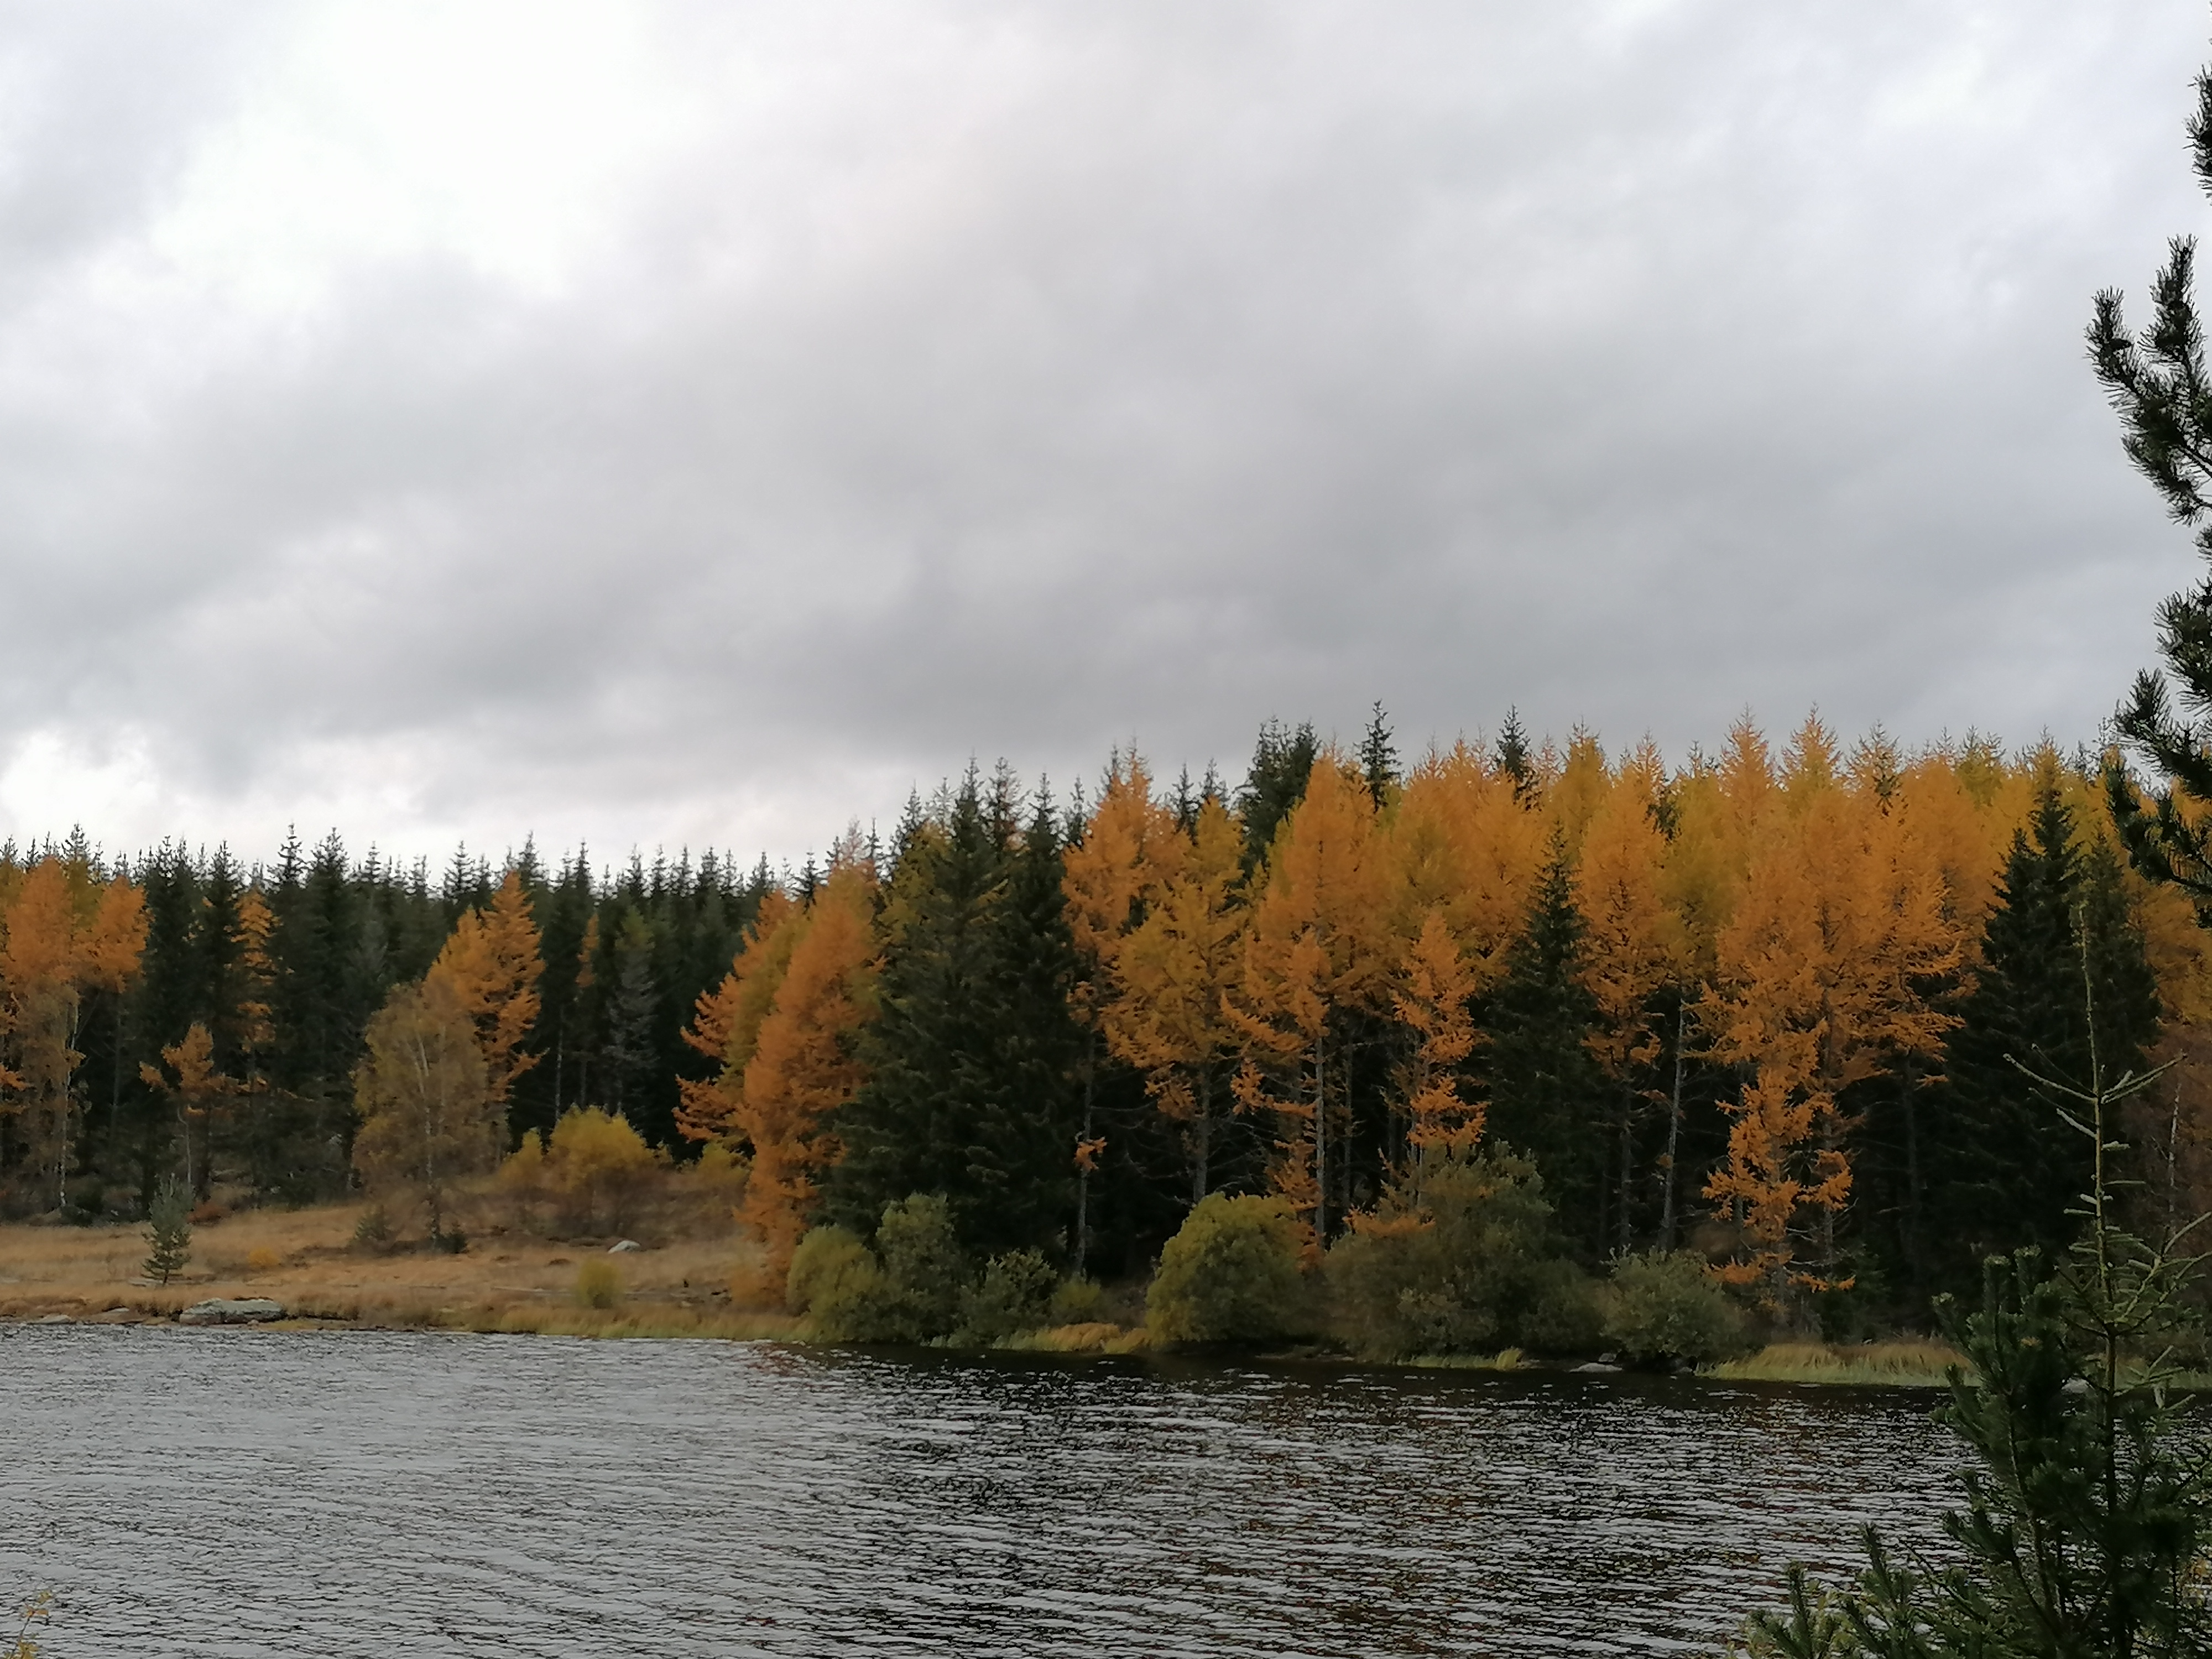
[608,1239,642,1254]
[178,1297,285,1326]
[1573,1361,1623,1374]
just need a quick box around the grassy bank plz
[0,1205,1980,1387]
[1709,1340,1963,1388]
[0,1200,782,1338]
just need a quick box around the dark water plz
[0,1327,1960,1658]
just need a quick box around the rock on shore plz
[178,1298,286,1326]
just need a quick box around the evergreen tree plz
[1938,787,2161,1278]
[600,907,658,1124]
[1358,701,1399,808]
[2093,64,2212,912]
[1480,832,1608,1258]
[1237,718,1319,868]
[830,769,1083,1256]
[1494,708,1536,802]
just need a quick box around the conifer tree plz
[1480,831,1608,1251]
[425,868,545,1127]
[831,769,1083,1256]
[2093,59,2212,907]
[1940,785,2162,1275]
[1228,757,1394,1241]
[1358,702,1399,808]
[1105,796,1248,1202]
[1494,708,1536,803]
[1237,718,1321,868]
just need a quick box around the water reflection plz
[0,1328,1957,1657]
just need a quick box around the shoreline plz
[0,1211,1970,1387]
[0,1295,1966,1389]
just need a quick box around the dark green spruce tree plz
[1480,830,1608,1258]
[1936,784,2160,1281]
[830,768,1084,1258]
[1237,718,1319,869]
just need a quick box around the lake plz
[0,1326,1959,1657]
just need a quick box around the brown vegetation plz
[0,1188,792,1338]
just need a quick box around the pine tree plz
[1237,718,1320,869]
[830,769,1083,1257]
[599,908,658,1122]
[1480,831,1608,1254]
[2092,60,2212,907]
[1939,785,2162,1277]
[1494,708,1535,804]
[1358,702,1399,808]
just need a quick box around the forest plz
[0,705,2197,1345]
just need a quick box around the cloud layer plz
[0,0,2202,866]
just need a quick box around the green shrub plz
[786,1226,881,1321]
[791,1196,972,1343]
[575,1259,622,1310]
[1147,1193,1310,1346]
[1325,1148,1593,1360]
[1603,1249,1751,1366]
[956,1249,1059,1345]
[1047,1275,1105,1325]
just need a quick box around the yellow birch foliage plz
[351,974,497,1238]
[425,869,544,1114]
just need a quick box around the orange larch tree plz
[1105,794,1248,1200]
[1703,735,1961,1311]
[1,860,146,1211]
[425,869,545,1125]
[1228,757,1395,1243]
[727,859,878,1282]
[1574,744,1687,1254]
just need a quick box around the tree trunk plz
[1073,1031,1096,1274]
[1660,999,1688,1250]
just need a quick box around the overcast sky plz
[0,1,2205,870]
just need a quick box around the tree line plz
[1,708,2197,1334]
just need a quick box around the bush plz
[1147,1193,1311,1346]
[352,1204,394,1253]
[499,1108,661,1237]
[790,1196,972,1343]
[956,1250,1059,1345]
[1047,1276,1105,1325]
[1325,1148,1593,1360]
[785,1225,880,1318]
[575,1259,623,1310]
[1603,1249,1751,1367]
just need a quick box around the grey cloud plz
[0,0,2200,862]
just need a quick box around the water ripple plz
[0,1327,1959,1657]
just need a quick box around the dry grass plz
[0,1198,778,1334]
[1709,1340,1964,1388]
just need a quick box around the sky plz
[0,1,2205,872]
